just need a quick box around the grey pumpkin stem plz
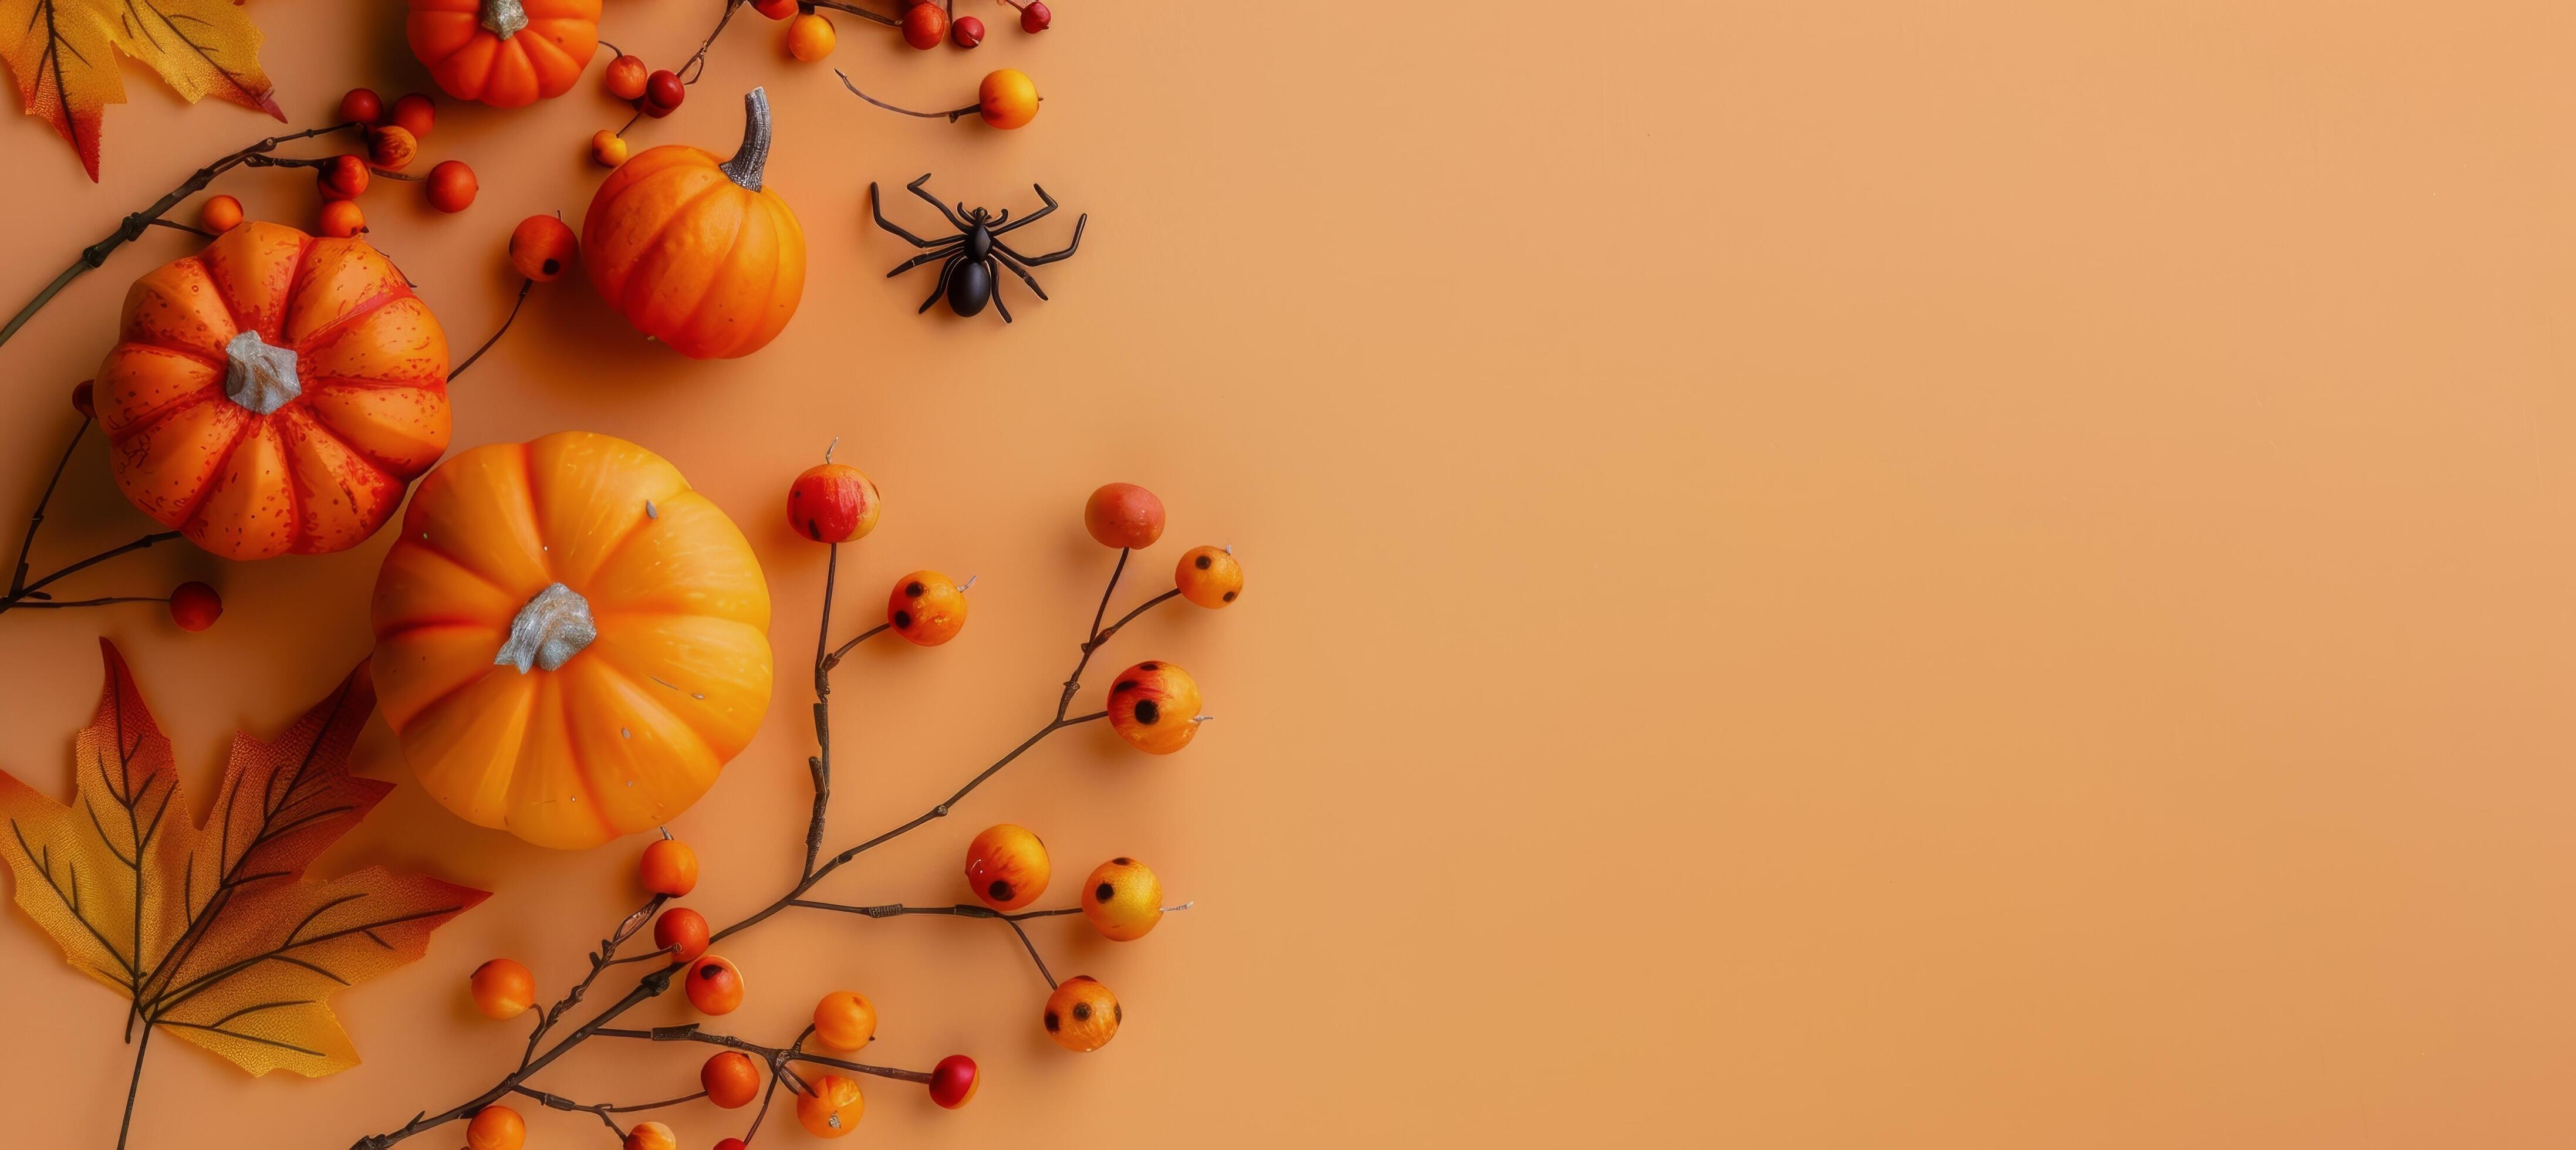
[481,0,528,39]
[720,88,774,192]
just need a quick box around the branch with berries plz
[349,469,1242,1149]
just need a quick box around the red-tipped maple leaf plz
[0,640,485,1075]
[0,0,285,180]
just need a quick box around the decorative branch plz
[451,279,535,382]
[786,900,1197,989]
[596,1023,934,1086]
[510,1085,706,1141]
[520,894,669,1070]
[0,121,362,352]
[835,69,984,121]
[1,411,188,620]
[349,544,1187,1149]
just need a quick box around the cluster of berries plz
[758,0,1054,63]
[298,88,480,237]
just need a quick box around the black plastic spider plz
[869,174,1087,323]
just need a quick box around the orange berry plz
[168,581,221,632]
[787,459,882,543]
[653,907,710,964]
[590,129,630,168]
[470,958,536,1019]
[1083,482,1164,549]
[754,0,797,16]
[623,1121,678,1150]
[391,92,435,138]
[887,570,968,646]
[318,199,367,239]
[316,154,369,201]
[977,68,1041,130]
[1042,975,1120,1052]
[1081,856,1163,941]
[701,1051,761,1108]
[369,124,419,171]
[198,194,243,234]
[686,955,745,1014]
[901,2,947,49]
[812,990,878,1050]
[964,823,1049,911]
[426,160,477,213]
[928,1054,980,1108]
[464,1104,525,1150]
[795,1074,865,1138]
[1175,545,1243,607]
[339,87,383,126]
[787,12,837,60]
[637,836,697,895]
[1106,661,1204,755]
[603,54,649,101]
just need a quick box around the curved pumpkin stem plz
[481,0,528,39]
[721,89,773,192]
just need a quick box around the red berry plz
[426,160,478,213]
[391,92,435,139]
[715,1141,749,1150]
[318,199,367,238]
[644,70,686,116]
[508,214,578,282]
[316,154,370,201]
[1083,483,1167,549]
[169,582,221,631]
[952,15,984,47]
[753,0,797,16]
[339,87,383,125]
[653,907,710,964]
[701,1050,761,1108]
[604,55,649,101]
[929,1054,979,1108]
[1017,0,1051,32]
[70,380,93,418]
[902,2,947,49]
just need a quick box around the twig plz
[510,1085,706,1140]
[787,901,1194,989]
[1,421,186,617]
[521,894,668,1070]
[835,69,984,121]
[808,0,902,26]
[596,1024,934,1086]
[0,121,363,352]
[349,550,1184,1149]
[451,279,534,382]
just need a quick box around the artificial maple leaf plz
[0,640,486,1076]
[0,0,285,180]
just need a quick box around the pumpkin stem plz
[720,88,774,192]
[222,330,301,415]
[495,583,597,673]
[481,0,528,39]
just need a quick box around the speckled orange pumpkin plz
[371,432,774,848]
[1043,975,1120,1052]
[1106,661,1204,754]
[93,222,450,560]
[584,88,805,359]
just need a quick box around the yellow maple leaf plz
[0,640,486,1076]
[0,0,285,180]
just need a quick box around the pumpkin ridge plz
[734,205,791,357]
[269,415,314,553]
[385,630,507,730]
[609,172,733,317]
[517,441,555,584]
[583,626,765,753]
[547,680,619,840]
[277,407,394,552]
[390,531,514,605]
[634,181,750,337]
[297,381,436,476]
[516,21,581,75]
[293,282,415,358]
[103,388,220,450]
[170,412,264,538]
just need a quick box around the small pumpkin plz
[371,432,774,849]
[94,221,450,560]
[584,87,806,359]
[407,0,602,109]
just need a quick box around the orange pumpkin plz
[370,432,774,849]
[407,0,602,109]
[93,221,450,560]
[584,87,806,359]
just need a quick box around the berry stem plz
[833,69,985,121]
[508,1085,706,1141]
[806,0,901,26]
[595,1023,936,1085]
[519,892,669,1070]
[451,278,535,383]
[0,121,363,354]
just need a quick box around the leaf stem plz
[115,1024,151,1150]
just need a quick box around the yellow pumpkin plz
[370,432,772,848]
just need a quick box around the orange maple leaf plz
[0,640,485,1076]
[0,0,285,180]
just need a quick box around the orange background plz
[4,1,2575,1146]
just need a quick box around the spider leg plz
[991,208,1010,228]
[993,214,1086,265]
[985,258,1014,323]
[908,174,973,231]
[886,239,968,277]
[991,184,1059,235]
[920,253,965,314]
[870,182,951,248]
[991,246,1049,300]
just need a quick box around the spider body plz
[871,174,1086,323]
